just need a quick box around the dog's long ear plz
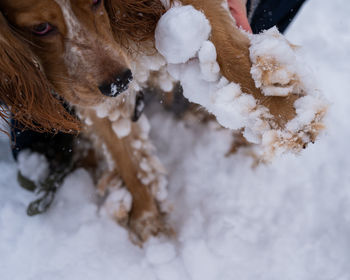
[104,0,171,47]
[0,12,80,134]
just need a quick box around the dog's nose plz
[98,69,133,97]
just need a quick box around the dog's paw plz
[250,27,305,98]
[245,27,329,159]
[98,172,132,225]
[98,170,172,245]
[104,186,132,226]
[251,56,301,97]
[128,209,172,246]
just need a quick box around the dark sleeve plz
[247,0,307,34]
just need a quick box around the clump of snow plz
[112,118,131,139]
[155,5,328,160]
[250,27,305,97]
[102,186,132,221]
[130,50,175,93]
[155,5,211,64]
[198,41,220,82]
[138,115,152,139]
[101,143,115,171]
[95,101,113,119]
[286,94,326,133]
[17,150,49,184]
[109,109,120,122]
[152,171,168,202]
[131,53,166,84]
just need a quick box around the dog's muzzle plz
[98,69,133,97]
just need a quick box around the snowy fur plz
[155,5,328,160]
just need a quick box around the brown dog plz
[0,0,323,243]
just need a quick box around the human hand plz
[227,0,252,33]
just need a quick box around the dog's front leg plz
[180,0,298,127]
[81,108,169,244]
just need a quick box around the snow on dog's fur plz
[0,0,326,243]
[155,3,327,160]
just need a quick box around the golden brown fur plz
[0,12,80,133]
[105,0,167,46]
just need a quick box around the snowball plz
[140,158,152,173]
[198,41,220,82]
[131,140,142,150]
[103,187,132,220]
[138,115,151,136]
[109,109,120,122]
[131,53,167,85]
[170,60,213,108]
[154,176,168,202]
[155,5,211,63]
[198,41,217,64]
[17,150,49,184]
[112,118,131,139]
[202,63,220,78]
[214,83,242,103]
[95,103,109,118]
[101,143,115,171]
[286,95,328,132]
[200,58,220,82]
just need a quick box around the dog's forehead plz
[0,0,85,8]
[0,0,89,19]
[54,0,88,10]
[54,0,82,38]
[1,0,56,12]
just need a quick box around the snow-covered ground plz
[1,0,350,279]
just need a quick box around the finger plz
[230,7,252,33]
[227,0,253,33]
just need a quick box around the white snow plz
[112,117,132,138]
[1,0,350,279]
[145,238,177,265]
[17,150,49,184]
[198,41,220,82]
[155,5,211,64]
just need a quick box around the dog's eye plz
[32,23,53,36]
[92,0,102,7]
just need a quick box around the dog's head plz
[0,0,167,132]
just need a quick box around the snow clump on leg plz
[17,150,49,184]
[250,27,304,97]
[155,5,211,64]
[155,5,328,160]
